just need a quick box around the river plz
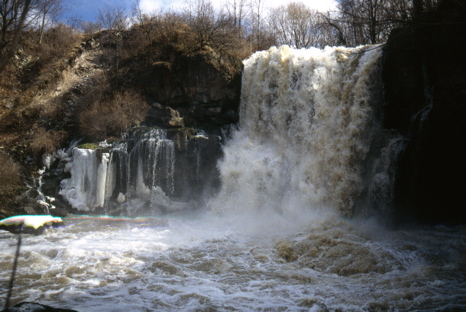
[1,212,465,311]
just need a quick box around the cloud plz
[61,0,338,23]
[139,0,162,13]
[264,0,337,12]
[139,0,338,14]
[310,0,338,12]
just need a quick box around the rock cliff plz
[0,29,243,217]
[382,1,466,224]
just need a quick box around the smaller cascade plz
[36,167,54,214]
[127,128,175,199]
[105,141,129,204]
[26,139,81,215]
[59,148,110,211]
[58,127,222,215]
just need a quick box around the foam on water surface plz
[0,214,465,311]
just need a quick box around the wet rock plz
[382,1,466,224]
[3,302,77,312]
[49,207,69,218]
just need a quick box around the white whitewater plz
[212,45,384,219]
[1,214,465,311]
[59,129,177,213]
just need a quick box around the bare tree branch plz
[0,0,31,73]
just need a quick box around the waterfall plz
[59,129,176,213]
[126,128,175,199]
[59,148,110,211]
[211,45,395,218]
[58,127,220,215]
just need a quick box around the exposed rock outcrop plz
[124,45,243,130]
[382,1,466,224]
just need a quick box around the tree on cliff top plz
[97,3,128,31]
[35,0,63,44]
[0,0,31,72]
[183,0,244,53]
[268,2,323,49]
[0,0,28,43]
[328,0,445,46]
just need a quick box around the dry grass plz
[0,25,83,133]
[78,89,149,140]
[0,151,22,198]
[29,127,67,156]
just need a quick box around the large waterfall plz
[212,45,397,220]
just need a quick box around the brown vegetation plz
[29,127,67,156]
[0,151,22,200]
[125,8,252,65]
[0,23,82,213]
[0,25,82,165]
[78,89,149,140]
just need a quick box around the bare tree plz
[318,12,348,46]
[224,0,246,36]
[184,0,239,51]
[0,0,31,72]
[248,0,267,50]
[36,0,63,44]
[131,2,160,43]
[0,0,30,43]
[333,0,434,46]
[269,2,322,49]
[97,4,128,31]
[79,20,102,34]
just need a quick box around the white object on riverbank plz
[0,215,64,234]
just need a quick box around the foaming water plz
[0,215,465,311]
[210,45,386,220]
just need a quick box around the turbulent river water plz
[1,213,465,311]
[1,45,466,311]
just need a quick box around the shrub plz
[78,89,149,140]
[0,151,22,198]
[29,127,67,156]
[38,24,82,61]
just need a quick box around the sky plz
[61,0,337,23]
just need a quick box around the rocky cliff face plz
[102,29,243,131]
[0,29,243,217]
[382,1,466,224]
[141,51,242,129]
